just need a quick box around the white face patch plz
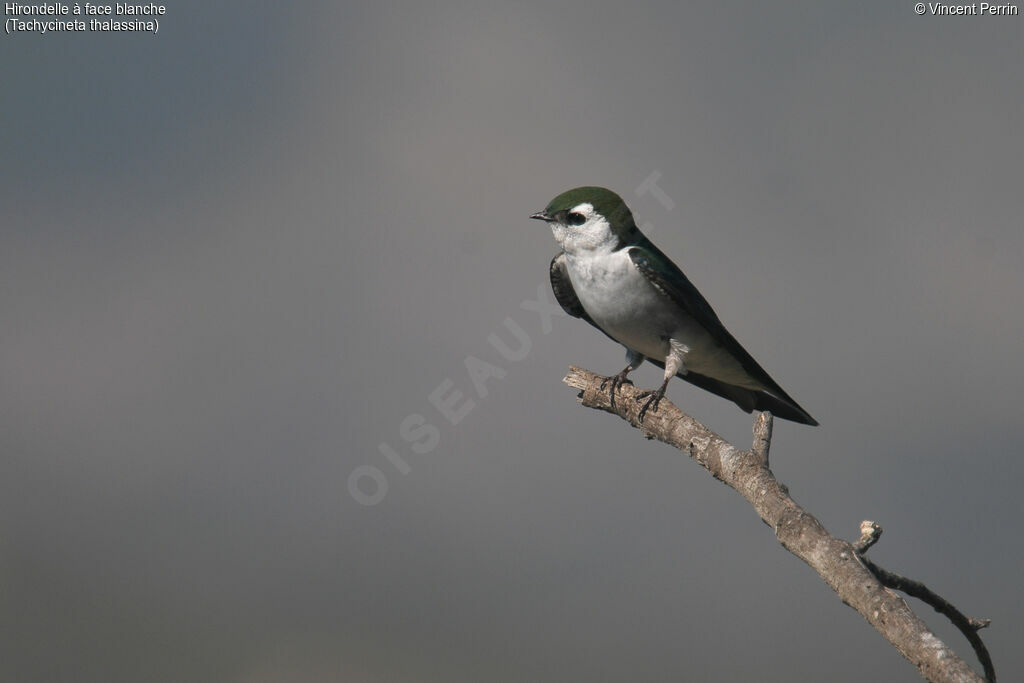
[569,202,596,221]
[550,202,618,254]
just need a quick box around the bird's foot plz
[635,385,666,423]
[600,368,634,407]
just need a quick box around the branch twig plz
[853,520,883,554]
[563,366,993,683]
[751,411,772,466]
[849,520,994,681]
[861,555,995,682]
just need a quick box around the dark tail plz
[648,359,818,426]
[683,371,818,425]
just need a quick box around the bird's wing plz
[627,239,818,425]
[626,240,726,335]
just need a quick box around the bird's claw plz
[636,388,665,423]
[600,370,634,407]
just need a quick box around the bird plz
[531,186,817,425]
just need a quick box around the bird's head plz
[531,186,639,253]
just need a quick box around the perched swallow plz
[533,186,817,425]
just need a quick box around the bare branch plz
[563,366,991,683]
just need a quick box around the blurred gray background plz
[3,2,1022,681]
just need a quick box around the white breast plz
[565,247,759,388]
[565,247,680,361]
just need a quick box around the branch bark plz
[563,366,992,683]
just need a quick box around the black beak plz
[530,211,554,222]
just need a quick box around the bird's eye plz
[566,212,586,226]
